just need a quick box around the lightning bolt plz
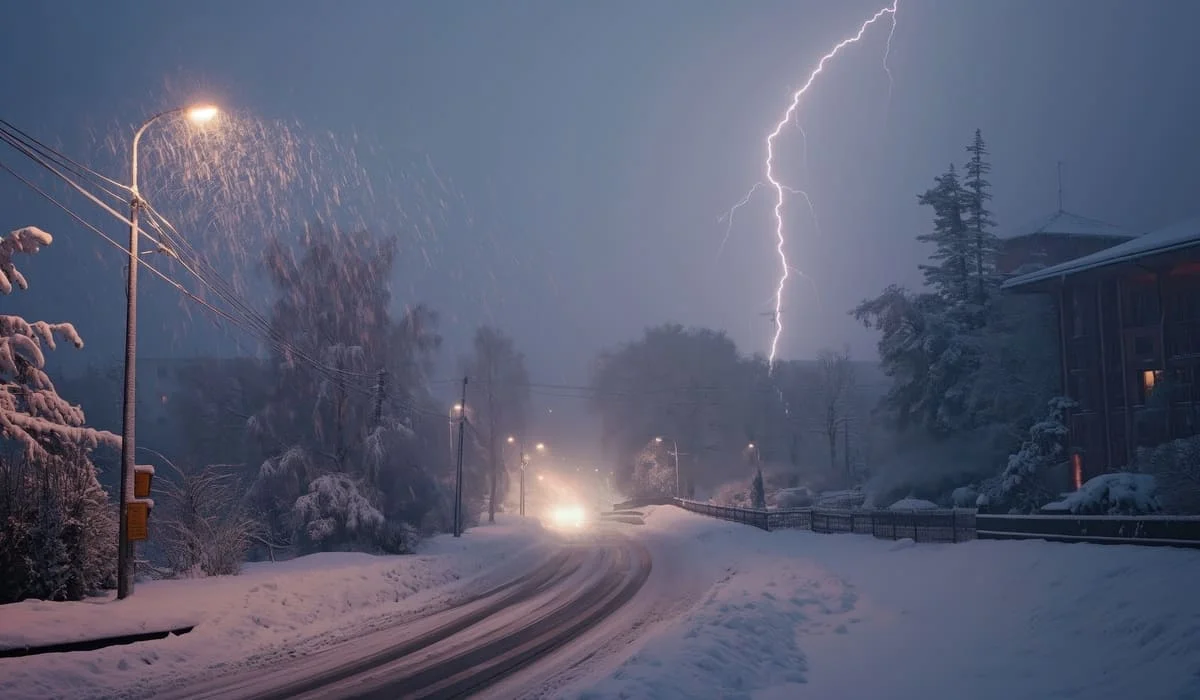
[748,1,899,369]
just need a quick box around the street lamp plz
[117,103,219,600]
[506,435,531,517]
[654,436,682,498]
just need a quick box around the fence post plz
[951,509,958,543]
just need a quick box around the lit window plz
[1071,453,1083,490]
[1143,370,1162,395]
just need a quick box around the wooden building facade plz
[1004,218,1200,487]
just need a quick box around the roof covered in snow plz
[1001,209,1134,241]
[1004,216,1200,290]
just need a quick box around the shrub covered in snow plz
[951,485,978,508]
[888,497,940,510]
[159,462,267,576]
[294,472,386,550]
[1041,473,1162,516]
[977,396,1074,513]
[1134,435,1200,514]
[771,486,816,509]
[0,227,120,603]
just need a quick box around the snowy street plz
[5,508,1200,698]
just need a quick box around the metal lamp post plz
[506,437,546,517]
[117,104,218,599]
[654,436,682,497]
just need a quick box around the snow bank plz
[0,516,555,700]
[559,506,1200,700]
[1043,472,1162,515]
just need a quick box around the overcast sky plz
[3,0,1199,406]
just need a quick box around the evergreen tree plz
[916,165,971,305]
[963,129,999,302]
[750,467,766,510]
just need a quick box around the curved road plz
[165,530,650,700]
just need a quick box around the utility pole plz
[453,376,468,537]
[116,167,140,600]
[520,451,528,517]
[372,368,388,429]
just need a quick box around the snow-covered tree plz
[750,467,766,510]
[249,225,459,551]
[461,326,531,523]
[816,346,855,471]
[963,129,999,302]
[978,396,1075,513]
[293,472,385,549]
[631,446,675,498]
[0,226,120,603]
[916,165,972,305]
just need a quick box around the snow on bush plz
[1042,473,1162,516]
[771,487,816,509]
[977,396,1074,513]
[951,485,978,507]
[293,472,385,548]
[887,497,939,510]
[1134,435,1200,514]
[159,462,267,577]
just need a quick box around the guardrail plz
[976,513,1200,549]
[671,499,973,543]
[665,497,1200,549]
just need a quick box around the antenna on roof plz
[1057,161,1064,212]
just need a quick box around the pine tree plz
[750,467,766,510]
[916,165,971,305]
[963,129,999,302]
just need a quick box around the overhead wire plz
[0,120,385,389]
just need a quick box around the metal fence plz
[672,498,975,544]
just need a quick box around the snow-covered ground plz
[0,516,556,700]
[553,506,1200,700]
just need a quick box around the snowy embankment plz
[559,506,1200,700]
[0,516,556,700]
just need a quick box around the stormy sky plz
[2,0,1198,427]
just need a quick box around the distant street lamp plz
[507,435,533,517]
[654,436,682,498]
[117,104,219,600]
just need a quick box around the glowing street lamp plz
[117,103,219,600]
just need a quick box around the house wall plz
[1057,261,1200,480]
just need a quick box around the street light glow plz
[536,443,545,451]
[186,105,219,123]
[452,403,462,412]
[747,442,756,450]
[507,436,515,444]
[655,436,664,443]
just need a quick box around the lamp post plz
[654,436,682,497]
[117,104,218,599]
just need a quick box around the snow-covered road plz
[7,507,1200,700]
[524,506,1200,700]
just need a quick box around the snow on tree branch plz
[0,226,119,457]
[0,226,52,295]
